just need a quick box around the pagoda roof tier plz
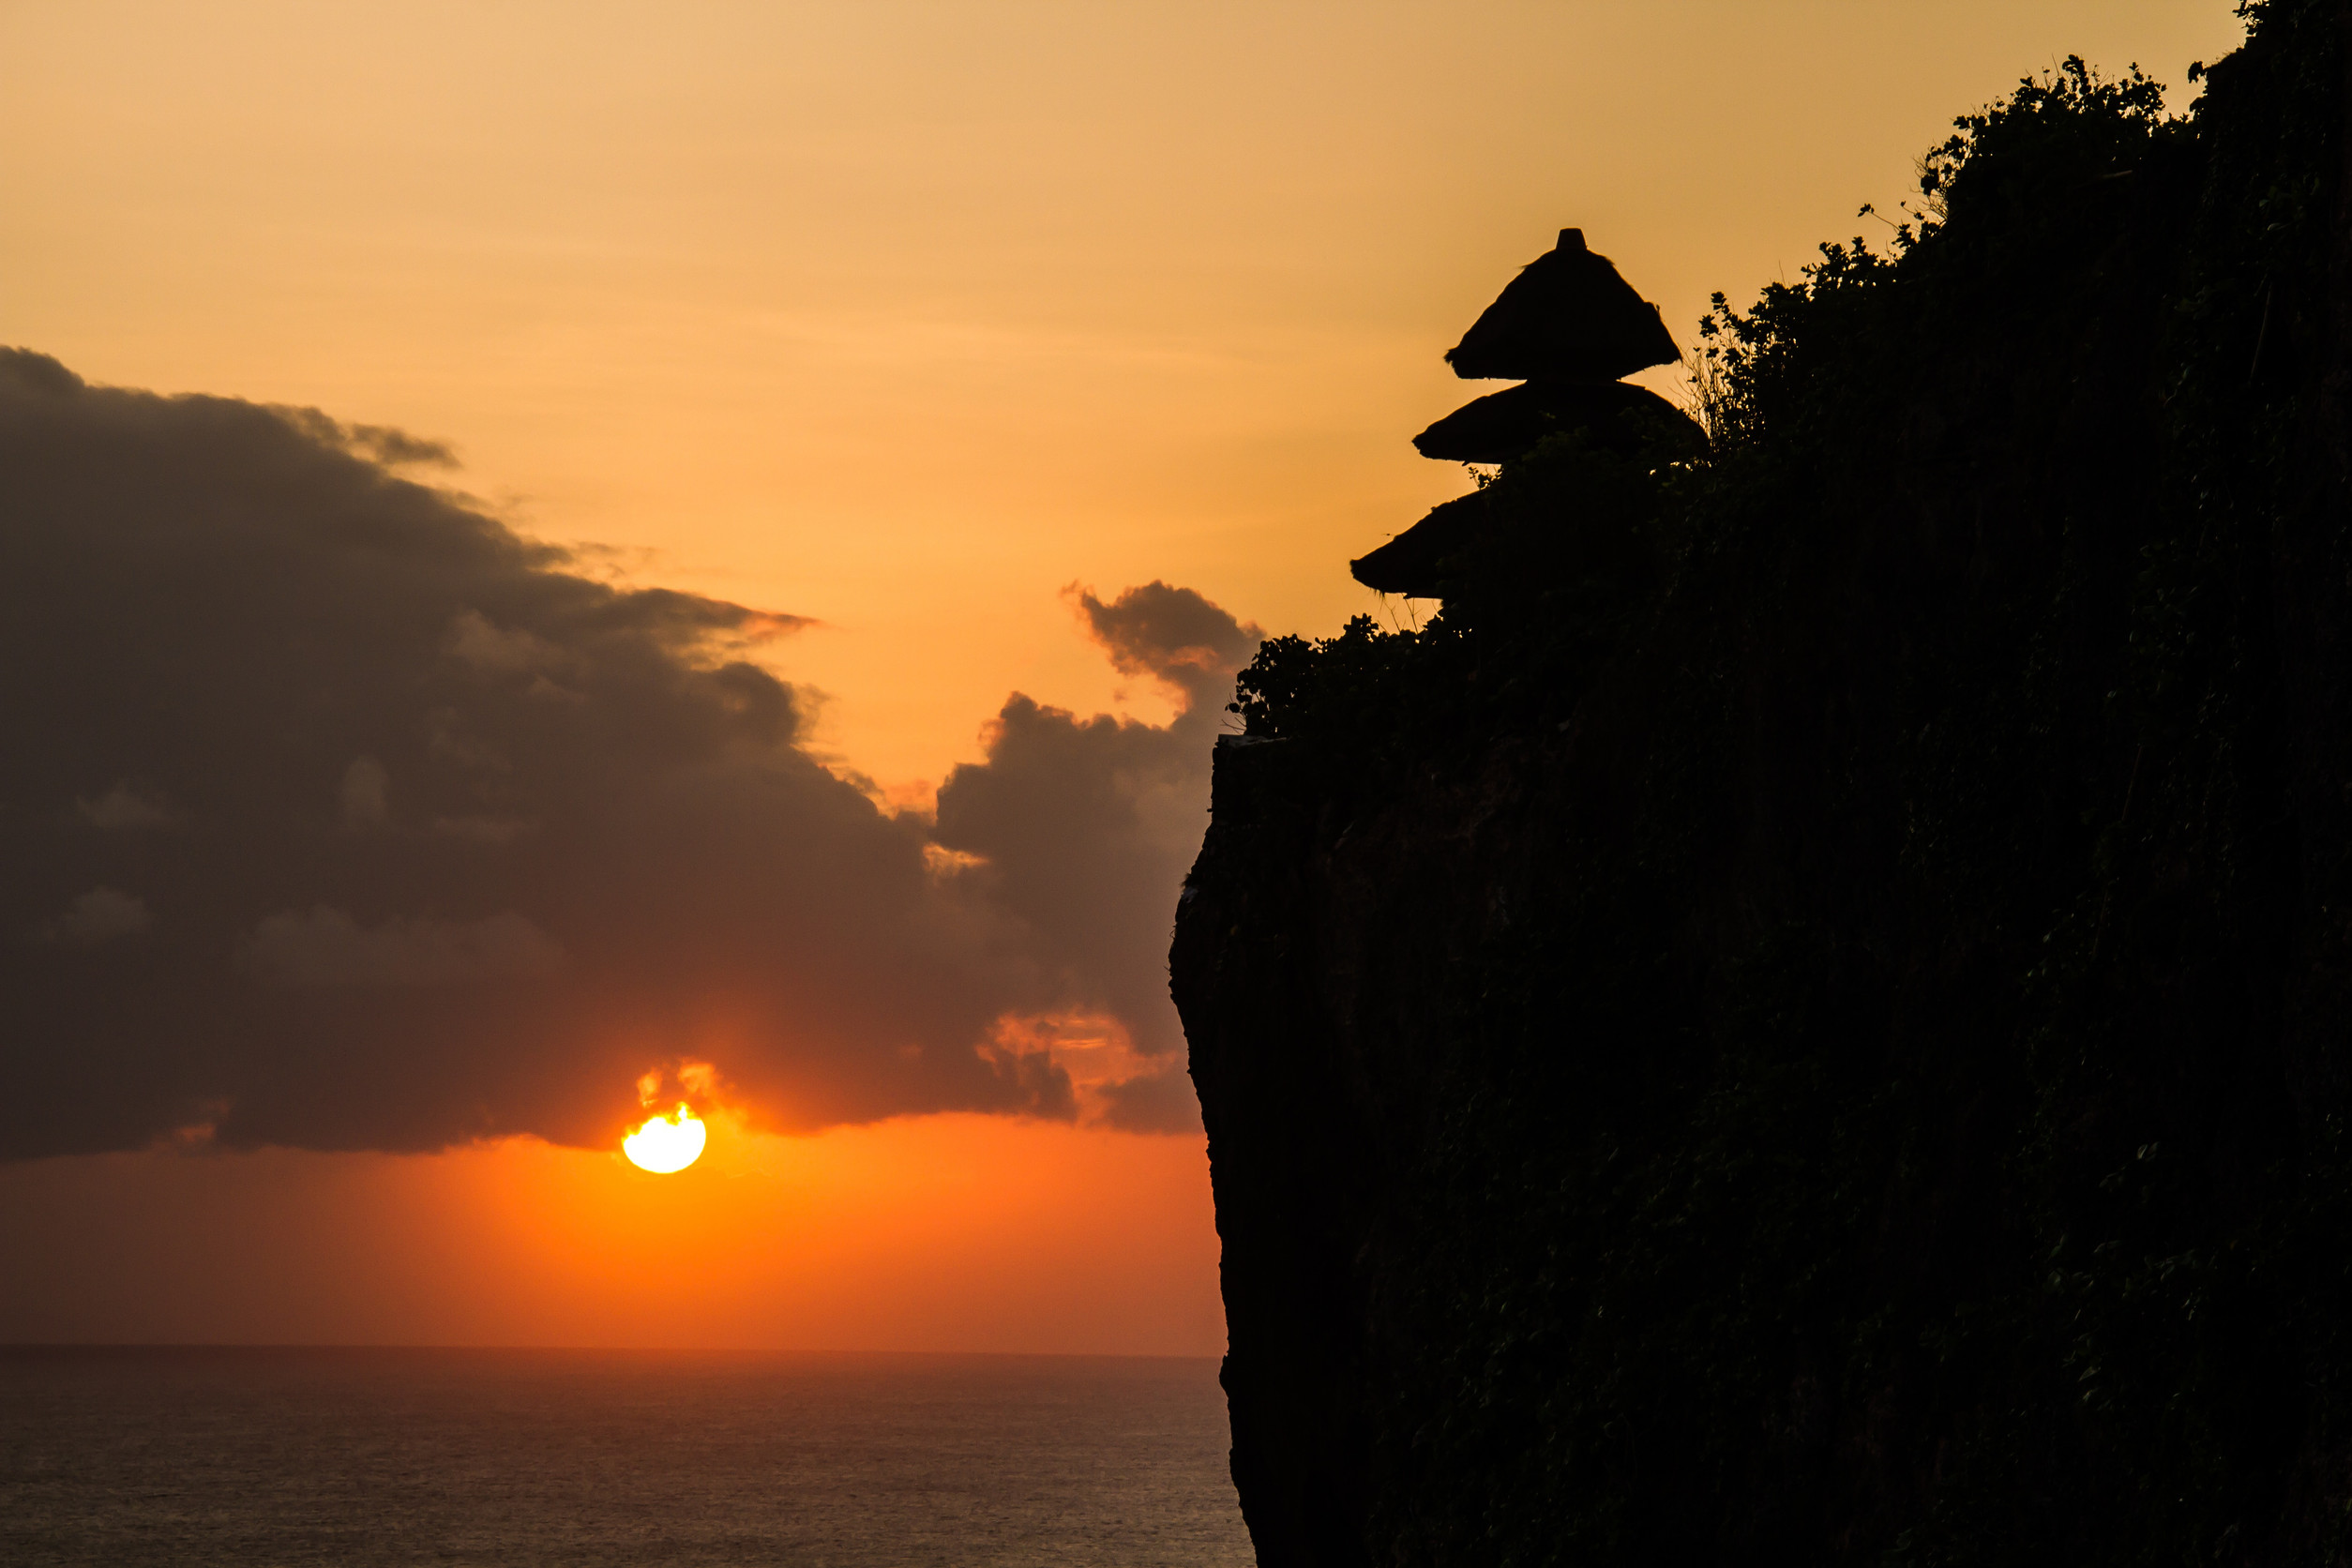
[1444,229,1680,382]
[1412,379,1704,464]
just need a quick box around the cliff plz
[1175,5,2352,1562]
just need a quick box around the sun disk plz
[623,1104,706,1173]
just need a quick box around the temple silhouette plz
[1351,228,1702,597]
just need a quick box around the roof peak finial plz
[1441,228,1675,381]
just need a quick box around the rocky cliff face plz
[1176,7,2352,1562]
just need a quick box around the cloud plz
[446,609,570,677]
[239,907,565,987]
[75,783,176,830]
[0,349,1251,1157]
[933,582,1260,1130]
[339,757,391,828]
[52,887,153,943]
[272,406,458,470]
[1074,580,1260,704]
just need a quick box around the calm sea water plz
[0,1347,1253,1567]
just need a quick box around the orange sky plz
[0,1,2248,1351]
[0,1116,1223,1353]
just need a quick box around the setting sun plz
[622,1105,706,1174]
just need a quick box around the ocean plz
[0,1347,1253,1567]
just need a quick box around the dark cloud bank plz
[0,348,1258,1159]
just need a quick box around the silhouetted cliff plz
[1176,4,2352,1561]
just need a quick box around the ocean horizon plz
[0,1345,1252,1566]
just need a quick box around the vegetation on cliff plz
[1184,2,2351,1560]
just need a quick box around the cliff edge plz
[1176,5,2352,1561]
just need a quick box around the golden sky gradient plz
[0,0,2248,1351]
[0,1117,1223,1352]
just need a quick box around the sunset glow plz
[0,1118,1228,1352]
[623,1105,707,1174]
[0,0,2249,1360]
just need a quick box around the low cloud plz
[75,783,177,831]
[339,757,391,829]
[933,582,1259,1129]
[53,887,154,944]
[240,907,566,988]
[446,609,572,677]
[0,349,1251,1157]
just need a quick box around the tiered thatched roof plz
[1351,229,1701,598]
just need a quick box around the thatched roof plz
[1349,490,1491,597]
[1412,380,1705,464]
[1443,229,1681,382]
